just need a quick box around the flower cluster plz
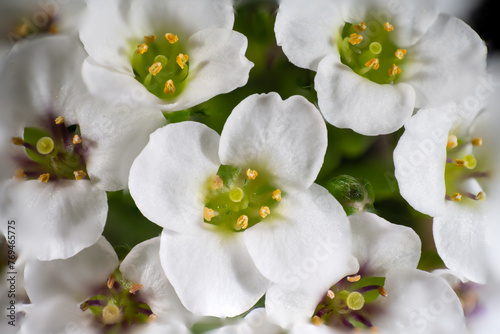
[0,0,498,333]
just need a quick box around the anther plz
[260,206,270,218]
[12,137,25,145]
[14,170,26,179]
[55,116,65,124]
[73,170,86,180]
[148,314,158,322]
[395,49,407,60]
[365,58,380,70]
[176,53,189,70]
[447,135,458,149]
[165,33,178,44]
[272,189,282,201]
[349,33,363,45]
[148,62,162,76]
[144,35,156,43]
[137,43,148,54]
[454,159,466,167]
[377,286,388,297]
[164,80,176,95]
[347,274,361,282]
[236,215,249,230]
[312,315,323,326]
[354,22,367,32]
[80,302,89,311]
[327,290,335,299]
[38,173,50,183]
[246,169,258,180]
[72,134,82,145]
[36,137,55,155]
[203,207,216,221]
[475,191,486,201]
[129,284,143,294]
[389,64,401,77]
[211,175,223,190]
[471,138,483,146]
[451,193,462,201]
[102,304,122,325]
[383,22,394,32]
[107,274,115,289]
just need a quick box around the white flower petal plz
[434,201,487,284]
[129,122,220,233]
[315,55,415,136]
[349,212,421,276]
[275,0,342,71]
[119,237,192,323]
[393,106,451,217]
[219,93,327,191]
[244,184,354,287]
[159,228,270,317]
[377,268,466,333]
[23,237,118,304]
[0,179,107,261]
[404,14,487,107]
[130,323,190,334]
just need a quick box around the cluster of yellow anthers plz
[348,21,405,77]
[12,116,87,183]
[446,134,485,202]
[136,33,189,96]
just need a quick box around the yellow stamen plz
[176,53,189,70]
[260,206,270,218]
[137,43,148,54]
[38,173,50,183]
[148,314,158,322]
[107,274,115,289]
[349,33,363,45]
[80,302,89,311]
[12,137,24,145]
[164,80,176,95]
[312,315,323,326]
[246,169,258,180]
[272,189,281,201]
[395,49,407,60]
[236,215,249,230]
[389,64,401,77]
[383,22,394,32]
[365,58,380,70]
[211,175,223,190]
[14,169,26,179]
[55,116,65,124]
[347,274,361,282]
[354,22,367,32]
[370,326,379,333]
[74,170,86,180]
[144,35,156,43]
[148,62,162,76]
[129,283,143,294]
[102,304,122,325]
[203,207,216,222]
[49,24,59,34]
[165,33,178,44]
[476,191,486,201]
[471,138,483,146]
[72,134,82,145]
[454,159,466,167]
[447,135,458,149]
[327,290,335,299]
[451,193,462,201]
[377,286,388,297]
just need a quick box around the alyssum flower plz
[275,0,486,135]
[0,36,165,261]
[129,93,355,317]
[80,0,253,111]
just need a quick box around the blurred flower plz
[275,0,486,135]
[80,0,253,111]
[129,93,355,317]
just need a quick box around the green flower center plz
[11,114,87,183]
[312,274,386,329]
[81,271,155,331]
[130,33,189,100]
[445,135,487,202]
[203,165,282,232]
[338,21,406,84]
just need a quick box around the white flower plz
[0,35,165,261]
[79,0,253,111]
[129,93,355,317]
[20,236,192,334]
[275,0,486,135]
[264,212,466,333]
